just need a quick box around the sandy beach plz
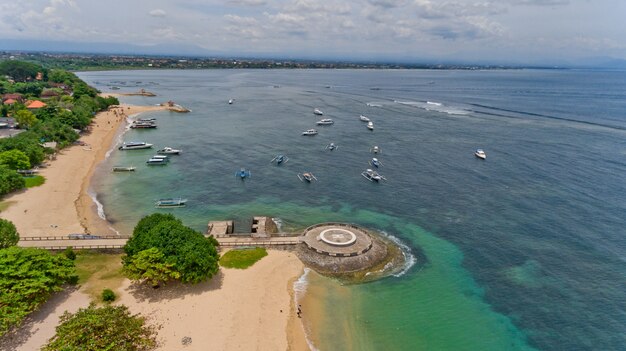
[0,104,166,237]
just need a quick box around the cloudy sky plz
[0,0,625,63]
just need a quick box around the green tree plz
[0,149,30,170]
[0,132,45,166]
[0,61,43,82]
[0,247,77,336]
[43,304,156,351]
[14,109,38,130]
[123,214,219,285]
[123,247,180,287]
[0,165,25,195]
[0,219,19,249]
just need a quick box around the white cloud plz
[149,9,166,17]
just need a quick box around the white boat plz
[326,142,338,151]
[313,108,324,116]
[475,149,486,160]
[316,119,334,125]
[229,99,234,104]
[112,166,136,172]
[0,122,8,128]
[151,155,169,161]
[119,142,153,150]
[130,121,157,129]
[362,169,386,182]
[302,129,318,136]
[370,145,381,154]
[367,121,374,130]
[369,158,382,168]
[155,198,187,208]
[146,157,168,165]
[298,172,318,182]
[157,147,181,155]
[359,115,371,122]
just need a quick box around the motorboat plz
[370,145,381,154]
[155,198,187,208]
[236,168,251,179]
[298,172,318,182]
[137,118,156,122]
[302,129,318,136]
[157,147,181,155]
[151,155,169,161]
[229,99,234,104]
[316,119,334,125]
[367,121,374,130]
[119,142,153,150]
[271,154,289,165]
[325,143,338,151]
[313,108,324,116]
[130,121,157,129]
[112,166,136,172]
[146,157,168,165]
[369,158,382,168]
[475,149,486,160]
[362,169,386,182]
[359,115,371,122]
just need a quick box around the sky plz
[0,0,625,64]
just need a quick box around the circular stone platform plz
[302,223,373,257]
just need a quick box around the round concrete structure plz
[301,223,373,257]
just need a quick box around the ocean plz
[78,68,626,351]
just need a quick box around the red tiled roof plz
[4,98,17,104]
[26,100,47,109]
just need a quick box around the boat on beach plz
[316,119,334,125]
[359,115,371,122]
[155,198,187,208]
[112,166,136,172]
[362,169,386,182]
[313,108,324,116]
[119,142,153,150]
[367,121,374,130]
[271,154,289,165]
[298,172,318,182]
[302,129,318,136]
[157,147,181,155]
[475,149,487,160]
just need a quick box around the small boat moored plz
[475,149,487,160]
[316,118,334,125]
[367,121,374,130]
[155,198,187,208]
[119,142,153,150]
[370,145,381,154]
[362,169,386,182]
[229,99,234,104]
[157,147,181,155]
[359,115,371,122]
[313,108,324,116]
[130,121,157,129]
[302,129,318,136]
[298,172,318,182]
[325,143,338,151]
[271,154,289,165]
[236,168,251,179]
[112,166,136,172]
[369,158,383,168]
[146,157,168,165]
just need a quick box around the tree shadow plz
[0,286,82,351]
[126,271,224,303]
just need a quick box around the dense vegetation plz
[43,304,156,351]
[0,218,19,249]
[123,214,220,287]
[0,60,118,196]
[0,246,78,336]
[219,247,268,269]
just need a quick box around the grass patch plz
[0,200,15,213]
[74,251,125,301]
[24,175,45,188]
[219,247,268,269]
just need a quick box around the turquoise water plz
[79,69,626,350]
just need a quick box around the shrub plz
[43,304,156,351]
[63,246,76,260]
[0,219,19,249]
[101,288,116,302]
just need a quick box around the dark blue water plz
[79,69,626,351]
